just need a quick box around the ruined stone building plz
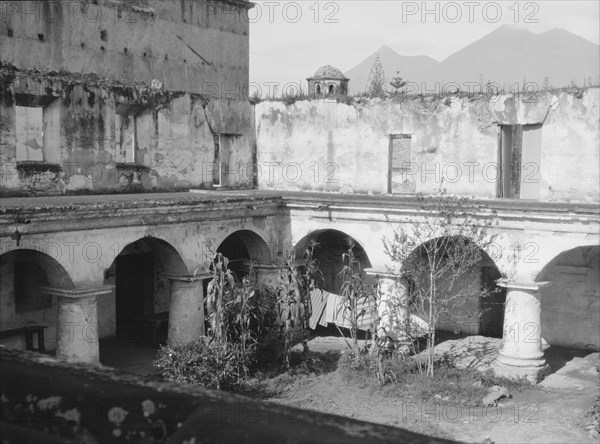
[1,0,254,195]
[0,0,599,385]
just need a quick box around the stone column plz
[165,274,209,345]
[255,263,280,288]
[493,279,550,382]
[365,270,410,342]
[43,286,112,364]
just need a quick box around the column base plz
[493,353,550,383]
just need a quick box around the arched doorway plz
[536,245,599,350]
[401,236,505,338]
[103,237,187,341]
[216,230,271,281]
[0,249,73,353]
[291,229,374,339]
[294,229,373,295]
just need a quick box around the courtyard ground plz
[100,335,599,443]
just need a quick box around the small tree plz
[227,265,257,377]
[336,241,385,380]
[206,253,235,343]
[277,240,321,367]
[383,188,499,376]
[366,54,387,97]
[204,255,262,379]
[337,241,369,351]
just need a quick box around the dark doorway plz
[217,232,251,281]
[116,252,154,337]
[479,265,505,338]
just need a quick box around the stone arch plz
[535,245,599,350]
[293,229,373,295]
[400,235,506,338]
[0,249,74,352]
[108,236,188,275]
[215,229,271,280]
[102,236,187,340]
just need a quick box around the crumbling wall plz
[255,89,600,202]
[0,69,255,196]
[0,0,250,96]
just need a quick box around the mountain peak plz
[345,26,599,94]
[497,23,530,32]
[375,45,398,55]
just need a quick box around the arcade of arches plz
[1,195,598,382]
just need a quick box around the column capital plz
[41,286,113,299]
[495,279,550,292]
[162,273,212,283]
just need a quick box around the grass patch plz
[339,349,537,407]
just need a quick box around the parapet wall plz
[255,89,600,202]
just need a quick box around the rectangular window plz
[15,106,44,162]
[15,95,60,165]
[497,124,542,199]
[212,133,235,188]
[115,113,135,163]
[520,124,543,199]
[388,134,414,194]
[115,105,153,165]
[213,134,221,187]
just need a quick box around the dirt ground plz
[253,337,599,444]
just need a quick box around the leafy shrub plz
[221,283,278,345]
[154,281,281,388]
[154,337,243,390]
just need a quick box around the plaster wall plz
[256,89,600,202]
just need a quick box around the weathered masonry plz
[0,192,598,383]
[256,89,600,202]
[1,0,255,195]
[0,0,599,390]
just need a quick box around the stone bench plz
[0,325,47,353]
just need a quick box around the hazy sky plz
[249,0,600,88]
